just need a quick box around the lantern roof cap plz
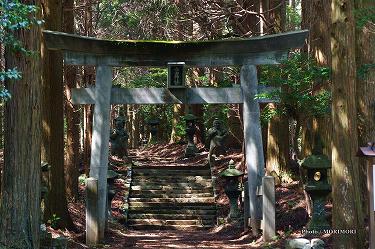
[220,159,244,177]
[301,154,331,169]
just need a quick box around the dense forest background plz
[0,0,374,248]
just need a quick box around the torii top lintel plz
[43,30,308,67]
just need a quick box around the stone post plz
[241,65,265,235]
[88,65,112,242]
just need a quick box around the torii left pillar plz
[86,65,112,245]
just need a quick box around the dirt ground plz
[49,144,334,248]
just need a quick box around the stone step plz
[128,218,216,226]
[129,200,215,208]
[128,202,216,208]
[131,179,212,186]
[130,182,213,190]
[128,197,215,204]
[128,224,214,230]
[132,165,209,171]
[128,208,217,215]
[128,213,216,220]
[132,169,211,177]
[130,192,213,198]
[132,175,212,181]
[130,189,213,195]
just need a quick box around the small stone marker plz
[86,177,99,246]
[262,176,275,242]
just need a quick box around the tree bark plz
[82,0,94,174]
[41,0,74,229]
[266,108,289,174]
[355,0,375,230]
[0,1,42,247]
[264,1,289,172]
[331,0,365,247]
[301,0,332,159]
[63,0,80,201]
[170,104,184,143]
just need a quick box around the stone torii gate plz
[43,29,308,245]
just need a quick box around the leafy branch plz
[0,0,43,101]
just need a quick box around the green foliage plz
[79,174,87,186]
[0,0,43,101]
[48,214,61,229]
[355,6,375,28]
[286,1,302,31]
[113,68,167,88]
[203,104,229,131]
[174,117,186,138]
[190,68,235,88]
[258,52,331,123]
[97,0,178,39]
[130,68,167,88]
[358,63,375,79]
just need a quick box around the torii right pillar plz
[241,65,265,236]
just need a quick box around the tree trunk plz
[266,108,289,174]
[355,0,375,231]
[133,105,140,148]
[0,1,42,247]
[170,104,184,143]
[63,0,80,201]
[331,0,365,247]
[82,0,94,174]
[0,41,3,195]
[301,0,332,159]
[41,0,74,229]
[191,104,204,144]
[264,1,288,173]
[227,104,243,148]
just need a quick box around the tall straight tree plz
[0,1,42,248]
[265,0,289,174]
[41,0,74,229]
[355,0,375,221]
[301,0,332,158]
[331,0,365,247]
[63,0,80,200]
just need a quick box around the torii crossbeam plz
[43,29,308,245]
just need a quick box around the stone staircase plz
[127,165,217,230]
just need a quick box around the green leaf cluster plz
[258,52,331,123]
[355,6,375,28]
[97,0,178,40]
[358,63,375,79]
[0,0,43,101]
[286,1,302,31]
[113,68,167,88]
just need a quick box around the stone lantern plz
[300,150,331,230]
[220,160,244,221]
[147,118,160,144]
[184,113,198,157]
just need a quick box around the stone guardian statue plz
[110,116,129,158]
[206,118,228,166]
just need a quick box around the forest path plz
[105,227,262,249]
